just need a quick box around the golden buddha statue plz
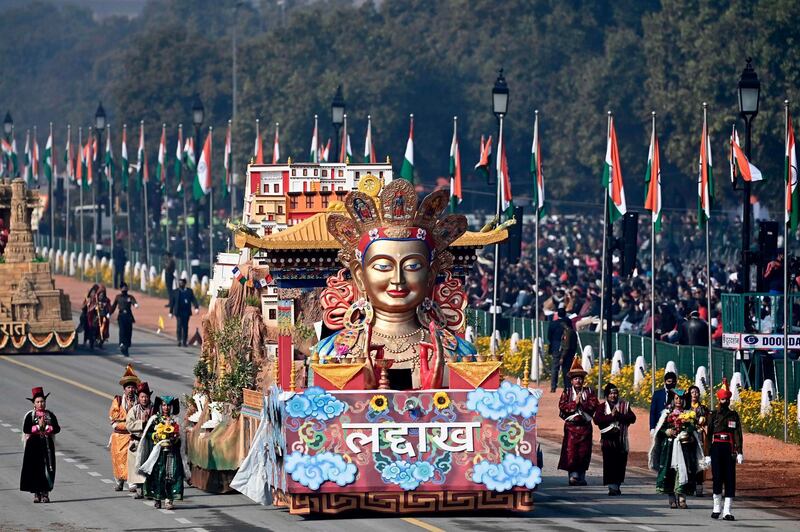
[315,179,477,390]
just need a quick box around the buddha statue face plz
[353,239,432,314]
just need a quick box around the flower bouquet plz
[151,419,180,447]
[665,409,697,442]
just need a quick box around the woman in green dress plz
[648,390,705,509]
[137,396,185,509]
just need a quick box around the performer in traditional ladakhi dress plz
[108,364,140,491]
[593,382,636,496]
[557,356,598,486]
[137,396,185,510]
[649,390,706,509]
[20,387,60,503]
[125,381,154,499]
[704,378,743,521]
[685,384,709,496]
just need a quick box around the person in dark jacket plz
[110,283,138,356]
[170,277,199,347]
[163,253,176,309]
[594,382,637,495]
[650,371,677,432]
[20,387,61,503]
[549,308,576,392]
[112,239,127,289]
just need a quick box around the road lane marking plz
[101,479,114,484]
[55,451,64,456]
[1,423,11,427]
[88,472,102,477]
[159,509,175,515]
[192,528,209,532]
[0,356,114,400]
[610,516,630,523]
[637,527,657,532]
[175,518,192,524]
[584,507,601,513]
[401,518,446,532]
[10,428,21,433]
[76,464,89,470]
[64,458,77,463]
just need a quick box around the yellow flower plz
[370,394,389,412]
[433,391,451,410]
[163,425,175,434]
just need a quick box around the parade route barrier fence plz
[467,308,799,401]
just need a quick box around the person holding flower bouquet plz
[685,385,709,496]
[649,390,706,509]
[136,396,185,510]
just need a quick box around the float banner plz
[280,384,543,494]
[722,332,800,350]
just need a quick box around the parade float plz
[186,163,542,515]
[0,178,74,352]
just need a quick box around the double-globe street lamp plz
[737,58,761,291]
[331,85,345,163]
[490,69,509,354]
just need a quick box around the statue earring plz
[343,298,374,331]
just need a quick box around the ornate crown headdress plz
[327,179,467,271]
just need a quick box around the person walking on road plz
[163,253,176,309]
[705,378,743,521]
[593,382,637,496]
[549,308,578,392]
[685,385,710,496]
[20,387,60,503]
[137,396,186,510]
[650,371,677,433]
[112,239,127,289]
[110,282,138,356]
[108,365,140,491]
[170,277,199,347]
[125,382,154,499]
[558,356,598,486]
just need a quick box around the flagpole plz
[598,111,612,398]
[79,126,84,280]
[703,102,715,411]
[162,123,168,257]
[123,124,133,286]
[651,111,657,396]
[65,125,71,253]
[107,125,115,279]
[180,124,191,279]
[230,119,235,219]
[533,109,541,385]
[208,125,214,277]
[49,122,54,249]
[491,113,504,358]
[142,121,150,268]
[783,99,790,442]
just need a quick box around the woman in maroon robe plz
[558,356,598,485]
[594,382,637,495]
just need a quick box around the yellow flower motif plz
[369,394,389,412]
[433,391,451,410]
[163,425,175,434]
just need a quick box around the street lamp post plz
[331,85,345,162]
[490,69,509,357]
[192,94,204,265]
[737,58,760,292]
[94,103,106,260]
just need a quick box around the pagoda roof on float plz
[233,211,508,252]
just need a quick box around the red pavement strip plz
[54,274,207,343]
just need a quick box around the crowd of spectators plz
[467,211,756,347]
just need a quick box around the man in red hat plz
[704,378,743,521]
[125,381,154,499]
[108,365,140,491]
[558,355,598,485]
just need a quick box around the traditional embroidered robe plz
[125,403,153,484]
[109,394,135,481]
[20,409,60,493]
[593,399,636,486]
[137,414,185,501]
[557,386,598,472]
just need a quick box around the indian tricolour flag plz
[698,110,713,227]
[223,120,231,197]
[531,112,545,218]
[121,125,129,190]
[449,116,461,212]
[156,124,167,187]
[44,129,54,182]
[364,115,376,163]
[173,125,182,193]
[786,109,799,230]
[193,128,212,200]
[400,114,414,182]
[309,115,319,163]
[136,122,147,189]
[64,126,74,183]
[730,125,763,182]
[497,124,513,219]
[602,115,626,221]
[644,116,662,232]
[254,119,264,164]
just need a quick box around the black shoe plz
[711,512,720,519]
[114,480,124,491]
[723,514,735,521]
[177,342,182,347]
[577,479,587,486]
[153,500,162,509]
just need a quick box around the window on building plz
[321,185,328,192]
[290,197,297,209]
[268,214,274,221]
[262,184,269,194]
[306,196,313,209]
[265,227,273,235]
[273,183,279,193]
[355,171,360,179]
[321,196,329,209]
[379,171,384,178]
[277,205,284,214]
[303,168,308,176]
[291,169,296,176]
[338,170,344,177]
[269,309,276,320]
[322,169,327,177]
[257,205,264,215]
[314,168,318,176]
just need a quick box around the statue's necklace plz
[372,328,425,356]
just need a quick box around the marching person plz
[650,371,677,433]
[685,384,710,496]
[108,365,140,491]
[593,382,637,496]
[170,277,199,347]
[137,396,186,510]
[20,387,60,503]
[112,238,127,289]
[109,282,138,356]
[125,381,154,499]
[705,378,743,521]
[549,308,578,392]
[558,356,598,486]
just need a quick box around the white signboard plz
[721,333,800,350]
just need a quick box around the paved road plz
[0,322,797,531]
